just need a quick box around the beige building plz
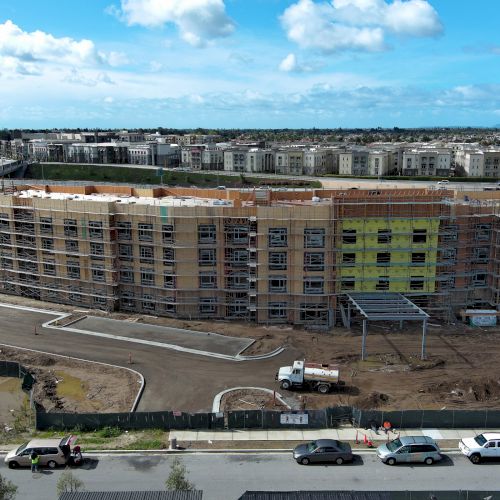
[0,184,499,326]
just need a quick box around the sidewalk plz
[172,426,500,443]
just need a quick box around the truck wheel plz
[318,384,329,394]
[47,460,57,469]
[470,453,481,464]
[280,380,291,390]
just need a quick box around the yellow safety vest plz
[31,455,39,465]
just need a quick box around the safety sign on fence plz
[280,413,308,425]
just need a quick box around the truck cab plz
[277,361,305,389]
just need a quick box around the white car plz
[436,180,450,185]
[459,433,500,464]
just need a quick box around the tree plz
[165,457,195,491]
[0,474,17,500]
[56,471,85,497]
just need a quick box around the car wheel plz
[47,460,57,469]
[335,457,344,465]
[8,461,18,469]
[300,458,310,465]
[386,457,396,466]
[280,380,291,390]
[470,454,481,464]
[424,457,434,465]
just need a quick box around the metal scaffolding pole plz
[361,319,367,361]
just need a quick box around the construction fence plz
[35,406,500,431]
[0,360,35,391]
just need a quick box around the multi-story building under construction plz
[0,184,498,325]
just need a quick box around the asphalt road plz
[69,316,253,357]
[0,305,300,412]
[2,452,500,500]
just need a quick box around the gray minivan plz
[377,436,442,465]
[4,436,75,469]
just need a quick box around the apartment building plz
[303,149,334,176]
[339,150,369,176]
[483,151,500,178]
[224,149,248,172]
[402,149,451,176]
[67,143,129,164]
[275,150,304,176]
[368,151,389,176]
[247,149,275,173]
[0,184,498,325]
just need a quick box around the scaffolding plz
[0,183,499,326]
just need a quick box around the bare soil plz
[0,345,140,413]
[2,293,500,413]
[220,389,290,411]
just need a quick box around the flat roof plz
[16,189,233,208]
[346,293,429,321]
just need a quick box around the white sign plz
[280,413,309,425]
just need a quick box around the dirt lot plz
[1,292,500,413]
[0,345,140,413]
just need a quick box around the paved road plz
[0,305,299,411]
[2,452,499,500]
[69,316,253,357]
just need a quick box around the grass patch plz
[25,163,321,189]
[0,378,22,393]
[55,371,88,402]
[124,439,166,450]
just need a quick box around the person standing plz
[30,451,39,473]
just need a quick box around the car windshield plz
[386,438,403,452]
[474,434,487,446]
[15,442,29,455]
[307,441,318,453]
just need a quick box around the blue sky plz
[0,0,499,129]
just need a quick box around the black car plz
[293,439,353,465]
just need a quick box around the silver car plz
[293,439,353,465]
[377,436,442,465]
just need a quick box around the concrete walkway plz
[172,427,500,443]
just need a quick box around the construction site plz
[0,183,498,325]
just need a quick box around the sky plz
[0,0,499,129]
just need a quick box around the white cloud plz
[114,0,235,47]
[0,20,126,74]
[64,69,115,87]
[385,0,442,36]
[281,0,442,53]
[279,52,325,72]
[279,53,299,72]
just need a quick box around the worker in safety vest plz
[30,451,39,473]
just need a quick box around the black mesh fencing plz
[35,405,500,431]
[353,408,500,429]
[0,360,30,379]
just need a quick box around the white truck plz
[276,360,340,394]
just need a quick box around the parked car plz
[293,439,353,465]
[459,432,500,464]
[437,180,450,185]
[4,436,76,469]
[376,436,442,465]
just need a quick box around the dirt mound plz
[423,378,500,405]
[355,391,390,409]
[220,389,289,411]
